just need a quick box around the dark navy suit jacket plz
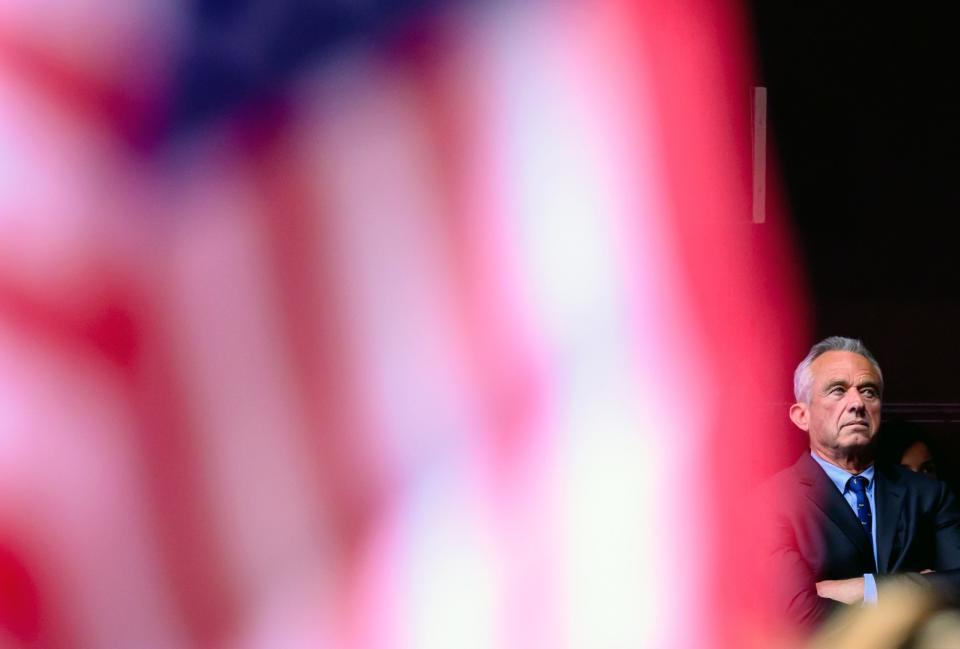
[764,453,960,629]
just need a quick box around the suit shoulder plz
[882,462,941,487]
[764,463,800,489]
[757,456,809,507]
[762,454,811,487]
[879,462,954,500]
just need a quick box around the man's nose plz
[846,389,866,412]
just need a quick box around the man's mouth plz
[844,420,870,429]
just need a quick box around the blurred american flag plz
[0,1,804,647]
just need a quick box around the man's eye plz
[861,388,878,398]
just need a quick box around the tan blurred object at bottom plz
[808,579,960,649]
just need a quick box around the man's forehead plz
[811,350,880,380]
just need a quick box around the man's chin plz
[839,431,877,447]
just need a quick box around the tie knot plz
[848,475,869,494]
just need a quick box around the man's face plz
[790,351,882,462]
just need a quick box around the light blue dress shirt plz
[810,452,879,604]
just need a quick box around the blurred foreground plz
[1,1,802,647]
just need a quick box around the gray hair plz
[793,336,883,403]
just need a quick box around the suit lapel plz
[875,464,905,574]
[796,454,876,571]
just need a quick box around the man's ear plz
[789,402,809,431]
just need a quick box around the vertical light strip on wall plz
[752,86,767,224]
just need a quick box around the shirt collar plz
[810,451,875,493]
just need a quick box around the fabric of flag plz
[0,1,805,648]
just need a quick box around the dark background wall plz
[746,5,960,486]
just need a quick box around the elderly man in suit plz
[766,336,960,630]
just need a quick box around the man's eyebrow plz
[822,379,849,390]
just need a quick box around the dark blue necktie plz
[847,475,872,534]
